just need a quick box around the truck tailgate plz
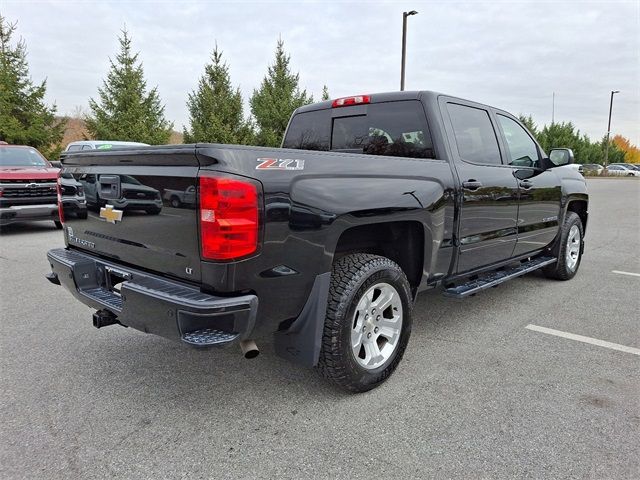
[60,147,203,283]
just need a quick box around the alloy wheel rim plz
[566,225,581,271]
[350,282,403,370]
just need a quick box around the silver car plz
[606,165,640,176]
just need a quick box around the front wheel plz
[316,254,413,392]
[543,211,583,280]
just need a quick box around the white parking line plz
[612,270,640,278]
[525,324,640,356]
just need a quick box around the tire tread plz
[316,253,412,392]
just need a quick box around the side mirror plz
[548,148,574,167]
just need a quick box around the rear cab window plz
[283,100,434,159]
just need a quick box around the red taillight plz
[199,174,259,260]
[56,171,64,224]
[331,95,371,108]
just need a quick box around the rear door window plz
[447,103,502,165]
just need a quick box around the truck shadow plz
[69,273,547,403]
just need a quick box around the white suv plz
[65,140,149,152]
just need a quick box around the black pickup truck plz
[46,91,588,392]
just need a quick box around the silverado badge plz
[100,205,123,224]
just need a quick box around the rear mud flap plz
[274,272,331,368]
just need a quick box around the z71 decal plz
[256,158,305,170]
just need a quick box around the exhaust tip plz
[239,339,259,359]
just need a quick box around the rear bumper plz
[46,248,258,346]
[0,203,59,225]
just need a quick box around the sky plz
[4,0,639,145]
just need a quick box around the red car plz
[0,142,61,228]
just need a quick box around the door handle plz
[462,180,483,191]
[519,180,533,190]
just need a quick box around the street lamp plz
[603,90,620,167]
[400,10,418,91]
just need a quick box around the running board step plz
[181,329,239,347]
[444,256,556,299]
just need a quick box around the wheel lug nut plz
[362,326,366,332]
[372,308,376,314]
[376,315,380,322]
[367,332,372,338]
[365,314,369,320]
[374,327,379,333]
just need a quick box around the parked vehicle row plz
[1,140,154,229]
[605,164,640,176]
[574,163,639,176]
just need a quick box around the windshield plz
[119,175,142,185]
[0,146,49,167]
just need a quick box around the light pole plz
[603,90,619,166]
[400,10,418,91]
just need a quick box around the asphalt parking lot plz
[1,178,638,479]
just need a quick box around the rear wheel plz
[543,211,583,280]
[316,253,412,392]
[170,196,181,208]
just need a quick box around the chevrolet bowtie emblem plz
[100,205,123,224]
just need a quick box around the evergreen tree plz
[184,45,252,144]
[321,85,330,101]
[0,15,65,158]
[86,28,172,144]
[518,114,626,164]
[518,114,537,136]
[250,38,312,147]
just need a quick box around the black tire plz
[170,196,181,208]
[54,220,63,230]
[77,211,88,220]
[543,211,583,280]
[316,253,413,393]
